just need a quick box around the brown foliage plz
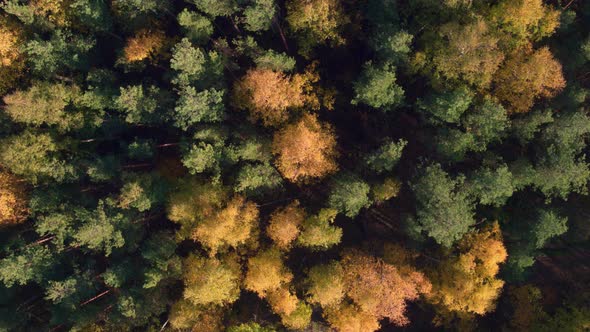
[493,45,565,113]
[266,200,305,249]
[0,171,28,226]
[123,29,167,62]
[341,249,432,326]
[232,68,318,126]
[272,113,338,183]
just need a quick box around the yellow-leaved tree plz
[428,222,508,319]
[123,29,167,63]
[0,171,28,226]
[266,200,305,250]
[272,113,338,183]
[244,247,293,297]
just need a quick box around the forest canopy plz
[0,0,590,331]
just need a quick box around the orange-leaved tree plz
[266,200,305,250]
[0,171,28,226]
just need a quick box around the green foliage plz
[70,0,113,32]
[178,9,213,44]
[115,85,167,124]
[462,98,508,148]
[466,164,514,207]
[254,50,296,72]
[181,142,222,175]
[243,0,276,32]
[170,38,206,86]
[174,87,225,130]
[297,209,342,249]
[417,86,474,124]
[328,173,372,218]
[234,163,283,195]
[189,0,237,17]
[0,246,53,287]
[532,210,568,249]
[23,30,95,78]
[411,164,474,247]
[365,139,407,173]
[352,62,404,110]
[119,173,168,212]
[0,131,77,184]
[227,322,276,332]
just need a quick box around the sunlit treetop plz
[244,247,293,297]
[182,253,242,306]
[266,200,305,250]
[286,0,349,56]
[232,68,319,127]
[0,171,28,226]
[123,29,167,63]
[272,113,338,183]
[0,24,21,67]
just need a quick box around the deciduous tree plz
[266,201,305,250]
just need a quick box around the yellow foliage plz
[232,68,318,127]
[306,261,345,308]
[324,301,381,332]
[266,200,305,249]
[0,171,28,226]
[0,26,21,67]
[494,45,565,113]
[372,177,402,203]
[432,19,504,89]
[272,113,338,183]
[286,0,348,53]
[267,285,299,316]
[342,249,432,326]
[428,222,508,315]
[182,254,241,306]
[31,0,72,27]
[192,195,259,255]
[490,0,560,44]
[169,299,223,332]
[244,248,293,297]
[123,29,166,62]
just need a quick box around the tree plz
[428,223,507,315]
[372,177,402,203]
[324,301,381,332]
[0,131,77,184]
[174,87,224,130]
[168,300,223,331]
[242,0,276,32]
[232,68,316,127]
[341,249,431,326]
[462,98,508,149]
[417,86,473,124]
[122,29,166,63]
[188,0,237,17]
[297,208,342,250]
[286,0,348,56]
[69,0,113,32]
[244,248,292,297]
[181,142,222,176]
[0,246,53,287]
[266,285,299,316]
[3,83,87,131]
[430,20,504,88]
[71,200,127,256]
[411,164,475,247]
[118,172,168,212]
[115,84,168,124]
[489,0,560,46]
[531,209,568,249]
[351,62,404,110]
[493,46,565,113]
[272,113,338,182]
[328,172,371,218]
[170,38,206,86]
[182,254,241,306]
[0,24,22,67]
[279,301,312,330]
[178,9,213,44]
[23,29,95,78]
[305,261,345,307]
[234,163,283,196]
[0,171,28,226]
[365,139,407,174]
[466,164,514,207]
[192,195,259,255]
[266,201,305,250]
[227,322,275,332]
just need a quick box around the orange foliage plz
[267,285,299,316]
[244,248,293,297]
[341,249,432,326]
[428,222,508,315]
[232,68,319,126]
[0,171,28,226]
[266,200,305,249]
[272,113,338,183]
[123,29,166,62]
[0,26,21,67]
[191,195,259,255]
[324,301,381,332]
[493,45,565,113]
